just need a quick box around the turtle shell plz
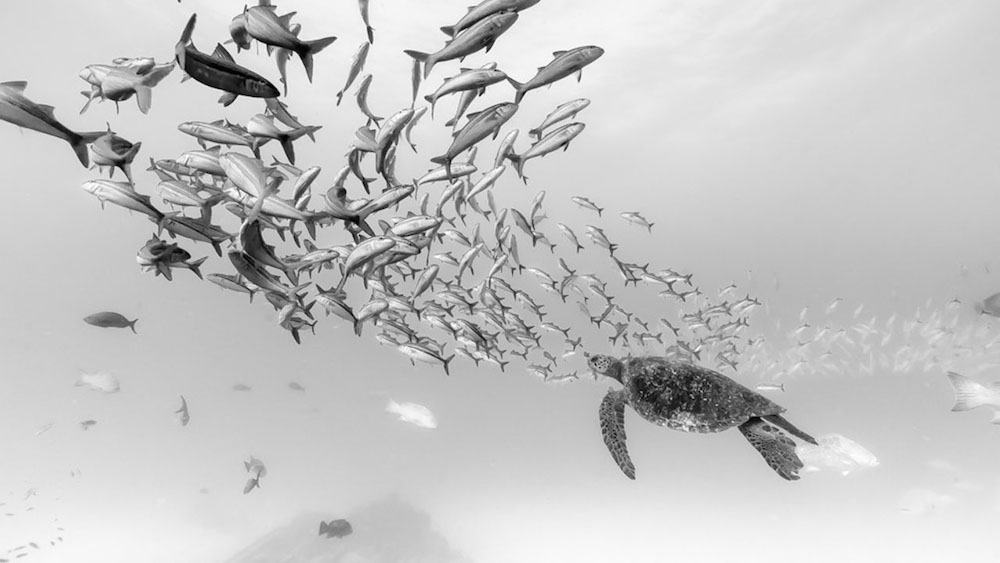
[623,356,784,433]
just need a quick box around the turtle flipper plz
[600,389,635,479]
[762,414,818,445]
[738,417,803,481]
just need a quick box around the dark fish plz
[174,14,280,99]
[83,311,137,333]
[319,518,353,538]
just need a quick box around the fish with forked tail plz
[0,82,104,167]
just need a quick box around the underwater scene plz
[1,1,999,561]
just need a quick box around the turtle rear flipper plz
[600,389,635,479]
[762,414,818,445]
[738,417,803,481]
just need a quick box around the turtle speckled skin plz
[588,354,817,481]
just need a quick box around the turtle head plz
[587,353,623,383]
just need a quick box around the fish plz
[232,383,252,391]
[81,179,165,224]
[507,46,604,104]
[945,371,1000,412]
[431,102,518,179]
[508,122,585,182]
[405,12,519,79]
[410,58,422,107]
[245,114,321,165]
[176,396,190,426]
[337,42,370,105]
[404,106,428,152]
[386,399,438,429]
[530,98,590,139]
[570,196,603,216]
[319,518,353,539]
[797,434,879,475]
[620,211,654,233]
[358,0,375,43]
[76,372,120,393]
[440,0,540,37]
[83,312,137,333]
[355,74,382,125]
[424,66,506,117]
[288,381,306,391]
[228,4,336,82]
[175,14,280,99]
[754,383,785,392]
[80,420,98,431]
[78,62,174,114]
[397,343,455,375]
[0,81,104,167]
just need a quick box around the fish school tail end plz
[70,131,106,167]
[297,36,337,83]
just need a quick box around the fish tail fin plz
[444,115,457,128]
[176,14,196,69]
[188,257,207,279]
[508,153,526,183]
[506,76,525,103]
[319,521,330,536]
[403,50,434,78]
[424,95,436,118]
[336,90,344,106]
[297,36,337,83]
[946,371,996,411]
[597,206,604,217]
[440,25,455,36]
[367,26,375,44]
[129,319,138,334]
[528,127,541,139]
[69,131,105,168]
[443,354,455,376]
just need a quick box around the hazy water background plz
[2,1,1000,561]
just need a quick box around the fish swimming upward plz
[0,82,104,167]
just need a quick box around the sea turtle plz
[587,354,818,481]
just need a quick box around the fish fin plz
[946,371,997,411]
[439,25,455,36]
[175,15,196,69]
[129,319,138,334]
[404,50,435,79]
[133,85,153,114]
[553,50,568,58]
[297,36,337,83]
[442,354,455,376]
[505,76,525,104]
[576,68,584,82]
[367,26,375,44]
[141,63,174,89]
[188,256,207,279]
[69,131,105,168]
[430,156,448,166]
[2,80,27,91]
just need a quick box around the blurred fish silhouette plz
[319,518,353,539]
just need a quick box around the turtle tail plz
[762,414,817,445]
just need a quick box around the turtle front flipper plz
[600,389,635,479]
[738,417,803,481]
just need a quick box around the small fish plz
[570,195,603,216]
[232,383,252,391]
[386,399,438,429]
[530,98,590,139]
[755,383,785,392]
[176,395,190,426]
[319,518,353,539]
[83,312,137,333]
[441,0,540,37]
[337,42,370,105]
[288,381,306,391]
[79,420,98,431]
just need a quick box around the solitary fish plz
[319,518,353,539]
[0,81,104,167]
[83,312,137,333]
